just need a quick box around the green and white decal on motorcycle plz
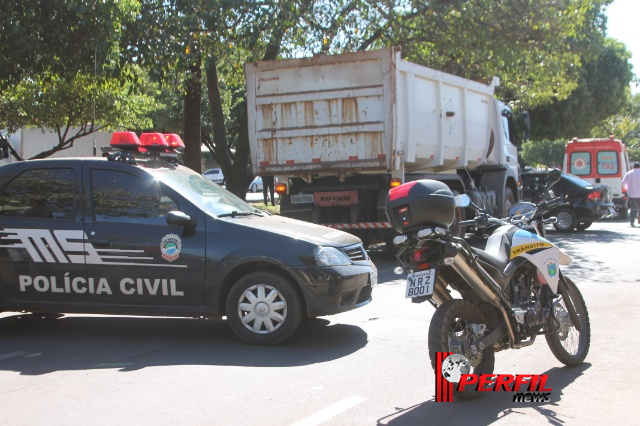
[496,227,572,293]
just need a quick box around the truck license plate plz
[290,194,314,204]
[405,269,435,298]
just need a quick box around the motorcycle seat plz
[472,224,518,273]
[473,247,509,272]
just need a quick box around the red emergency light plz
[140,132,169,147]
[164,134,185,149]
[110,131,142,148]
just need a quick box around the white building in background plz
[1,128,112,164]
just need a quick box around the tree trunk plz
[183,57,202,173]
[205,58,252,197]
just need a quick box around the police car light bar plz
[106,131,184,165]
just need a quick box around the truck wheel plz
[226,271,303,345]
[503,187,515,217]
[450,190,466,238]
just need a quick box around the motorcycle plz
[385,169,590,398]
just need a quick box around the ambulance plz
[563,136,630,218]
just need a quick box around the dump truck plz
[244,47,525,245]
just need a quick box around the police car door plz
[0,162,86,307]
[83,162,206,309]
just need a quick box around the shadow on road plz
[379,363,591,426]
[0,313,367,375]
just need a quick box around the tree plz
[593,92,640,161]
[167,0,615,196]
[519,139,568,169]
[3,0,625,199]
[0,0,151,160]
[0,69,158,160]
[529,38,633,140]
[0,0,139,90]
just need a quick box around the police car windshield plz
[147,166,259,217]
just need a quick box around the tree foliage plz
[520,139,568,169]
[0,0,152,160]
[1,0,634,198]
[530,38,633,140]
[0,0,139,90]
[0,68,159,159]
[593,92,640,161]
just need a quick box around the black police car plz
[0,132,376,345]
[521,170,616,231]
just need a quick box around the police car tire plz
[226,272,303,345]
[552,207,577,232]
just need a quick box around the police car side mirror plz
[166,210,196,228]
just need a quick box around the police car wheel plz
[226,272,303,345]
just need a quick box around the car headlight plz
[313,246,352,266]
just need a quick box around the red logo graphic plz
[435,352,454,402]
[435,352,552,402]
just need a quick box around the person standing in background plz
[262,175,275,206]
[622,162,640,227]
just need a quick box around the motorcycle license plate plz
[405,269,436,298]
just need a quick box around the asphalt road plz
[0,219,638,425]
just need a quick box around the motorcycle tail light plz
[275,183,287,194]
[415,261,431,271]
[588,191,601,200]
[412,247,431,270]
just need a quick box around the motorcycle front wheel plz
[545,276,591,366]
[428,299,495,399]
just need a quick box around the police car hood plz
[234,214,360,246]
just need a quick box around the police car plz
[0,132,376,345]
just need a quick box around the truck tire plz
[450,190,466,238]
[226,272,303,345]
[504,187,515,217]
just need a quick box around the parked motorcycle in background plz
[385,170,590,398]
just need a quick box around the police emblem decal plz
[161,234,182,262]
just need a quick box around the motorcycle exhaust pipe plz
[431,275,453,306]
[449,252,517,347]
[449,252,501,307]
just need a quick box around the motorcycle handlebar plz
[461,196,567,230]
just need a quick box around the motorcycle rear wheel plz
[545,276,591,366]
[428,299,495,399]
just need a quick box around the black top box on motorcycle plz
[385,180,456,233]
